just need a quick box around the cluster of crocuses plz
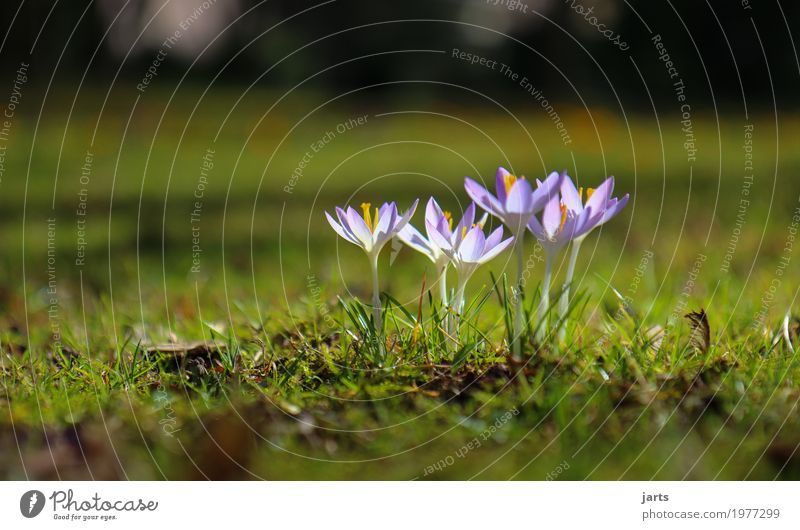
[326,168,628,351]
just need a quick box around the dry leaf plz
[685,309,710,354]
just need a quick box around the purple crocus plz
[426,203,514,330]
[557,174,629,338]
[465,168,563,355]
[465,167,561,235]
[398,198,451,307]
[399,198,489,307]
[326,199,419,330]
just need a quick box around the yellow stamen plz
[578,187,584,202]
[360,202,375,232]
[462,226,468,240]
[443,211,453,231]
[559,204,567,231]
[504,174,518,195]
[586,187,595,203]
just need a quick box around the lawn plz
[0,87,798,479]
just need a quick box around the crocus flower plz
[527,190,596,341]
[397,198,452,306]
[326,199,419,330]
[556,174,629,338]
[426,203,514,335]
[399,198,489,307]
[465,168,563,356]
[465,167,561,235]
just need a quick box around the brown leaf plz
[685,309,710,354]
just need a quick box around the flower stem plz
[558,239,582,342]
[438,263,449,332]
[513,236,525,358]
[370,254,382,332]
[438,264,448,308]
[450,274,468,343]
[536,253,553,343]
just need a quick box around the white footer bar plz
[1,481,796,529]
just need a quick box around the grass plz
[0,87,799,479]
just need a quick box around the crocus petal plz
[572,206,597,239]
[601,193,629,224]
[505,178,534,215]
[527,215,545,240]
[453,203,476,245]
[477,235,515,264]
[373,203,398,250]
[561,213,578,241]
[326,211,361,246]
[560,174,583,213]
[427,218,454,253]
[333,206,360,243]
[484,226,505,250]
[585,176,614,215]
[373,202,397,240]
[531,171,564,212]
[425,197,444,231]
[541,194,563,237]
[458,226,486,262]
[465,177,503,219]
[398,223,436,262]
[495,166,512,203]
[346,206,374,248]
[393,199,419,234]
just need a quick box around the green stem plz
[536,253,553,343]
[558,239,582,342]
[450,274,468,342]
[370,254,382,332]
[438,263,448,308]
[513,236,525,358]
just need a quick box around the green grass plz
[0,87,799,479]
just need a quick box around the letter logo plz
[20,490,45,518]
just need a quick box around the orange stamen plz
[504,174,518,195]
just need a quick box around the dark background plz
[1,0,795,110]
